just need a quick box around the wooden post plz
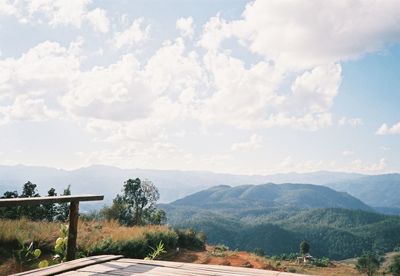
[66,201,79,261]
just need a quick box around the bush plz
[356,252,382,276]
[89,229,178,258]
[254,248,265,256]
[389,254,400,276]
[175,229,205,250]
[312,257,330,267]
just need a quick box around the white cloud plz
[113,18,150,49]
[0,41,79,123]
[376,122,400,135]
[214,0,400,69]
[86,8,110,33]
[7,94,58,121]
[1,0,110,32]
[350,158,386,173]
[231,134,262,152]
[0,0,17,16]
[342,150,354,156]
[176,17,194,38]
[290,64,342,113]
[339,117,363,126]
[63,54,155,121]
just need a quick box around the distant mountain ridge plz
[0,164,365,205]
[171,183,372,211]
[326,173,400,209]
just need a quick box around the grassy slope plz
[0,219,177,275]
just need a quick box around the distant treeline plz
[0,181,71,222]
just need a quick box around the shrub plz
[356,252,382,276]
[175,229,205,250]
[254,248,265,256]
[312,257,330,267]
[389,254,400,276]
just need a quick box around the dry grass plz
[0,218,173,248]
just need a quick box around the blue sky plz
[0,0,399,174]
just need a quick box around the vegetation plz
[300,241,310,255]
[389,254,400,276]
[0,218,205,274]
[0,182,71,222]
[355,252,383,276]
[164,186,400,259]
[100,178,166,226]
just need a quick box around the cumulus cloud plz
[86,8,110,33]
[290,64,342,113]
[1,0,110,32]
[0,40,79,123]
[176,17,194,38]
[376,122,400,135]
[113,18,150,49]
[214,0,400,69]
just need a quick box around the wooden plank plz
[115,259,303,276]
[0,195,104,207]
[12,255,123,276]
[66,201,79,261]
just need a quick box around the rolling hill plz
[171,183,372,211]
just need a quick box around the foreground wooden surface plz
[13,255,310,276]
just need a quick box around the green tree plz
[300,241,310,255]
[19,181,43,220]
[104,178,163,226]
[42,188,57,221]
[389,254,400,276]
[0,190,19,219]
[146,209,167,225]
[55,185,71,222]
[356,252,381,276]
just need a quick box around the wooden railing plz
[0,195,104,261]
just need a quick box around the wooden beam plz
[66,201,79,261]
[12,255,123,276]
[0,195,104,207]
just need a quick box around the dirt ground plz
[165,246,379,275]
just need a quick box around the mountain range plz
[1,164,400,211]
[162,184,400,259]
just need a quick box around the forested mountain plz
[326,174,400,209]
[162,184,400,260]
[172,183,372,211]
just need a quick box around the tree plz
[356,252,382,276]
[300,241,310,255]
[0,190,19,219]
[42,188,57,221]
[146,209,167,225]
[104,178,164,226]
[19,181,43,220]
[389,254,400,276]
[55,185,71,222]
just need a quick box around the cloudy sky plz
[0,0,399,174]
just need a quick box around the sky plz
[0,0,400,175]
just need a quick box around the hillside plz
[171,183,372,211]
[162,184,400,260]
[326,174,400,210]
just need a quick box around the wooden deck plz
[13,255,310,276]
